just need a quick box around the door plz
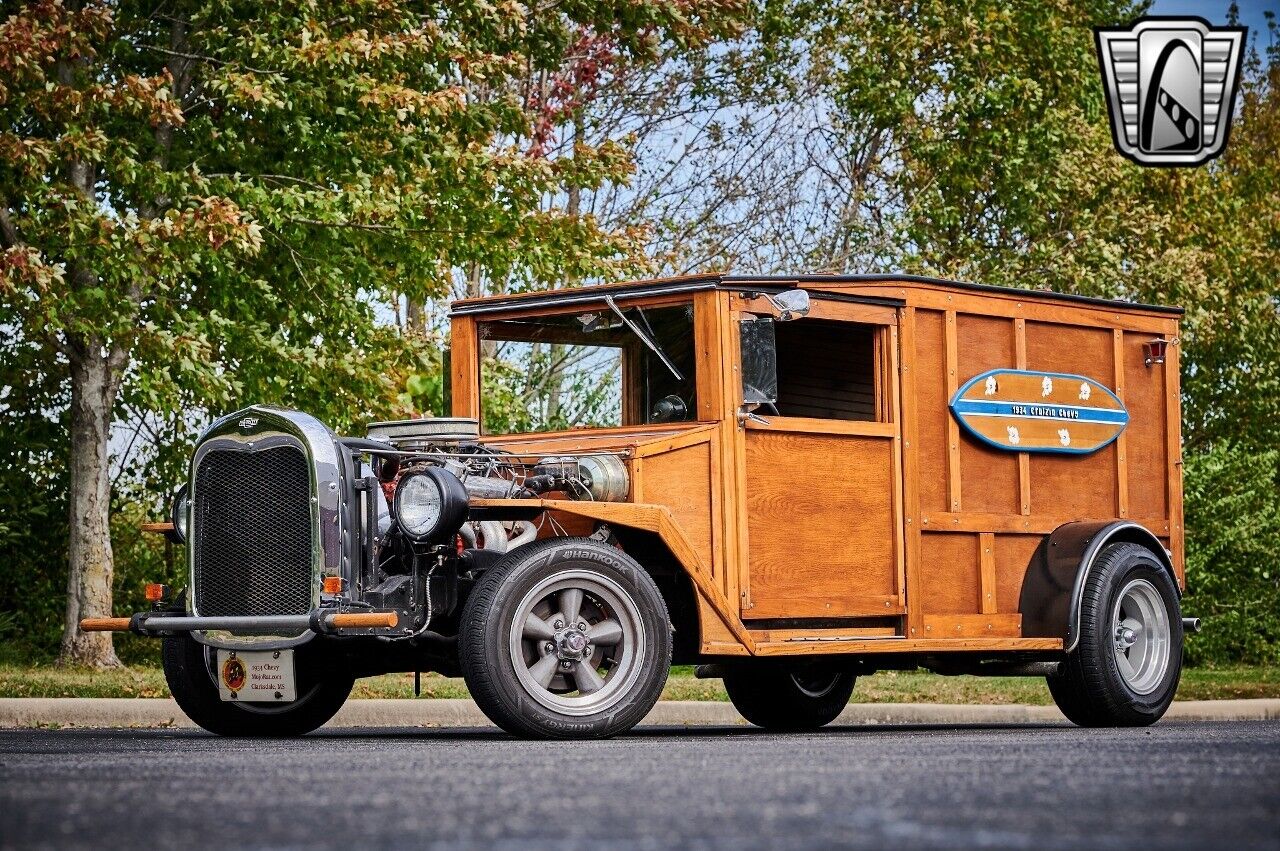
[739,313,905,621]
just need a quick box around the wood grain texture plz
[900,307,925,638]
[888,325,907,605]
[450,276,1183,658]
[956,314,1020,515]
[714,292,747,610]
[979,532,997,614]
[920,512,1169,535]
[923,613,1022,638]
[331,612,398,629]
[841,280,1176,332]
[753,636,1063,656]
[1122,330,1169,519]
[747,626,899,642]
[449,316,479,419]
[1025,321,1119,518]
[995,533,1043,615]
[920,532,980,614]
[1113,329,1130,518]
[914,309,949,514]
[1165,335,1185,585]
[634,441,715,576]
[743,429,898,619]
[1015,317,1031,514]
[79,618,131,632]
[944,310,961,511]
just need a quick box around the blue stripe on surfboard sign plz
[950,398,1130,426]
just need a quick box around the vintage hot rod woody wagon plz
[83,273,1197,738]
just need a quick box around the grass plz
[2,662,1276,704]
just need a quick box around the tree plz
[0,0,741,666]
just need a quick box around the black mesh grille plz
[193,443,314,617]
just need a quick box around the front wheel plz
[724,663,856,730]
[1047,542,1183,727]
[162,634,353,737]
[459,538,671,739]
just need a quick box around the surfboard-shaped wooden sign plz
[949,369,1128,455]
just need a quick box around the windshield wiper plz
[603,295,684,382]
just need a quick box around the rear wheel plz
[724,663,856,730]
[162,634,352,737]
[460,538,671,739]
[1047,543,1182,727]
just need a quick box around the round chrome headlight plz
[168,483,189,544]
[393,467,468,541]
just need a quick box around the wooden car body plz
[448,274,1183,660]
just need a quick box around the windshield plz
[476,302,698,435]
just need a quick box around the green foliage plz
[0,332,69,662]
[1182,444,1280,666]
[0,0,747,659]
[481,343,622,435]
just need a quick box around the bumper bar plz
[80,610,398,635]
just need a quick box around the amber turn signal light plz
[144,583,169,602]
[322,575,344,595]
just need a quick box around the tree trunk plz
[59,349,122,668]
[405,297,424,335]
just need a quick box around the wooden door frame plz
[722,297,905,619]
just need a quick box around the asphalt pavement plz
[2,720,1278,850]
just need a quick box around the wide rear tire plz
[162,634,353,737]
[1047,542,1183,727]
[724,663,856,731]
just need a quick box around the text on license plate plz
[216,649,297,702]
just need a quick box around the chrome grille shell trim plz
[186,406,345,649]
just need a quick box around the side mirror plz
[764,289,810,321]
[739,316,778,406]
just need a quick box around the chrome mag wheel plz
[508,569,645,716]
[1112,577,1172,695]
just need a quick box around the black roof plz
[449,273,1184,317]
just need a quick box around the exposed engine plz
[365,415,628,559]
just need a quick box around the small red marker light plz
[144,583,168,602]
[322,575,343,595]
[1143,338,1170,367]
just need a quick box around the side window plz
[773,319,880,422]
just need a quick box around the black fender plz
[1019,521,1177,653]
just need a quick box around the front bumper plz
[79,609,398,637]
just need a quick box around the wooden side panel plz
[634,441,714,577]
[995,533,1042,615]
[1123,330,1169,520]
[914,309,949,514]
[743,430,898,619]
[956,313,1019,515]
[1025,321,1118,517]
[919,532,980,614]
